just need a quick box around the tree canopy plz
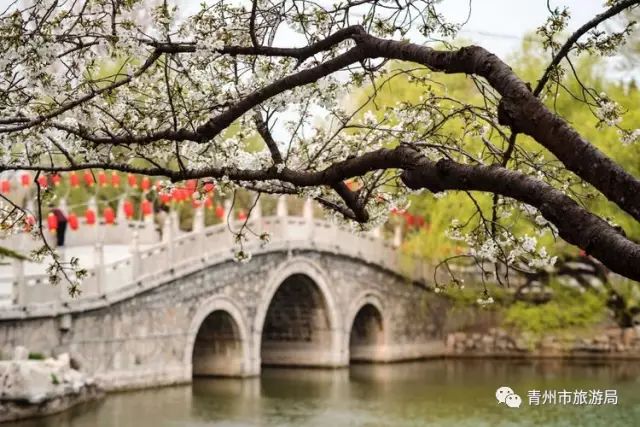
[1,0,640,285]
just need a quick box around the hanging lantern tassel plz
[141,199,153,216]
[85,208,96,225]
[47,212,58,233]
[123,200,134,219]
[68,213,79,231]
[205,196,213,210]
[104,207,115,224]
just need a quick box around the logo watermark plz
[496,386,618,408]
[496,386,522,408]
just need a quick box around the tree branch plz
[360,35,640,223]
[400,157,640,281]
[533,0,640,96]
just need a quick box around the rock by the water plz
[0,352,103,423]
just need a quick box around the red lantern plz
[20,173,30,188]
[172,188,188,203]
[69,172,80,188]
[83,170,94,187]
[111,172,121,188]
[52,174,61,186]
[123,200,134,219]
[0,180,10,194]
[37,175,48,188]
[85,208,96,225]
[98,171,107,187]
[237,209,247,221]
[215,205,224,219]
[160,193,171,205]
[205,196,213,210]
[186,179,197,194]
[47,212,58,232]
[141,177,151,191]
[404,213,415,227]
[141,199,153,216]
[68,213,79,230]
[103,207,115,224]
[203,182,215,194]
[127,174,137,188]
[192,199,201,208]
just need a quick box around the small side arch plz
[185,296,254,377]
[253,257,345,370]
[345,291,388,362]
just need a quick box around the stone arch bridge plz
[0,199,453,390]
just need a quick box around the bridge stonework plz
[0,251,449,391]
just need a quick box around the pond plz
[6,359,640,427]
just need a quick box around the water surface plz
[7,359,640,427]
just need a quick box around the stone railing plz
[0,197,436,319]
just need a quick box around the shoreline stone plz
[0,352,104,423]
[444,327,640,358]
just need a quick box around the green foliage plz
[504,285,606,336]
[28,352,45,360]
[351,36,640,263]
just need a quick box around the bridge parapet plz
[1,198,439,319]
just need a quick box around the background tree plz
[0,0,639,287]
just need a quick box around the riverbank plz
[445,326,640,359]
[0,351,103,423]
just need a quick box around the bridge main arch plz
[253,257,346,369]
[185,296,255,378]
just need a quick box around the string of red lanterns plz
[6,171,338,233]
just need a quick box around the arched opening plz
[192,310,244,377]
[260,274,333,366]
[349,304,384,362]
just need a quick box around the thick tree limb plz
[400,157,640,281]
[360,34,640,224]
